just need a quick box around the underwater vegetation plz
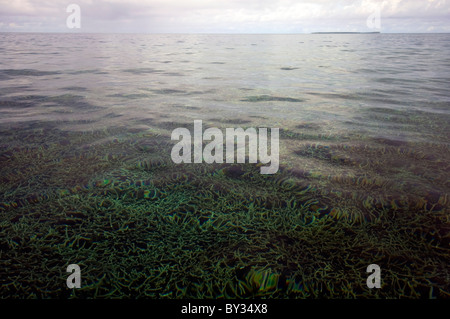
[0,119,449,299]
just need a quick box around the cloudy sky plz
[0,0,449,33]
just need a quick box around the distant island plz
[312,32,380,34]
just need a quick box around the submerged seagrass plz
[0,124,448,298]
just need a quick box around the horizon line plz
[1,31,450,35]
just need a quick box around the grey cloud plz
[0,0,449,33]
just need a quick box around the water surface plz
[0,33,449,298]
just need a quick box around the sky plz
[0,0,449,33]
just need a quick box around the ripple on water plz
[241,95,305,103]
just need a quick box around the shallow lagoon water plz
[0,33,449,298]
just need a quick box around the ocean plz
[0,33,449,298]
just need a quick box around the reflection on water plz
[0,33,449,298]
